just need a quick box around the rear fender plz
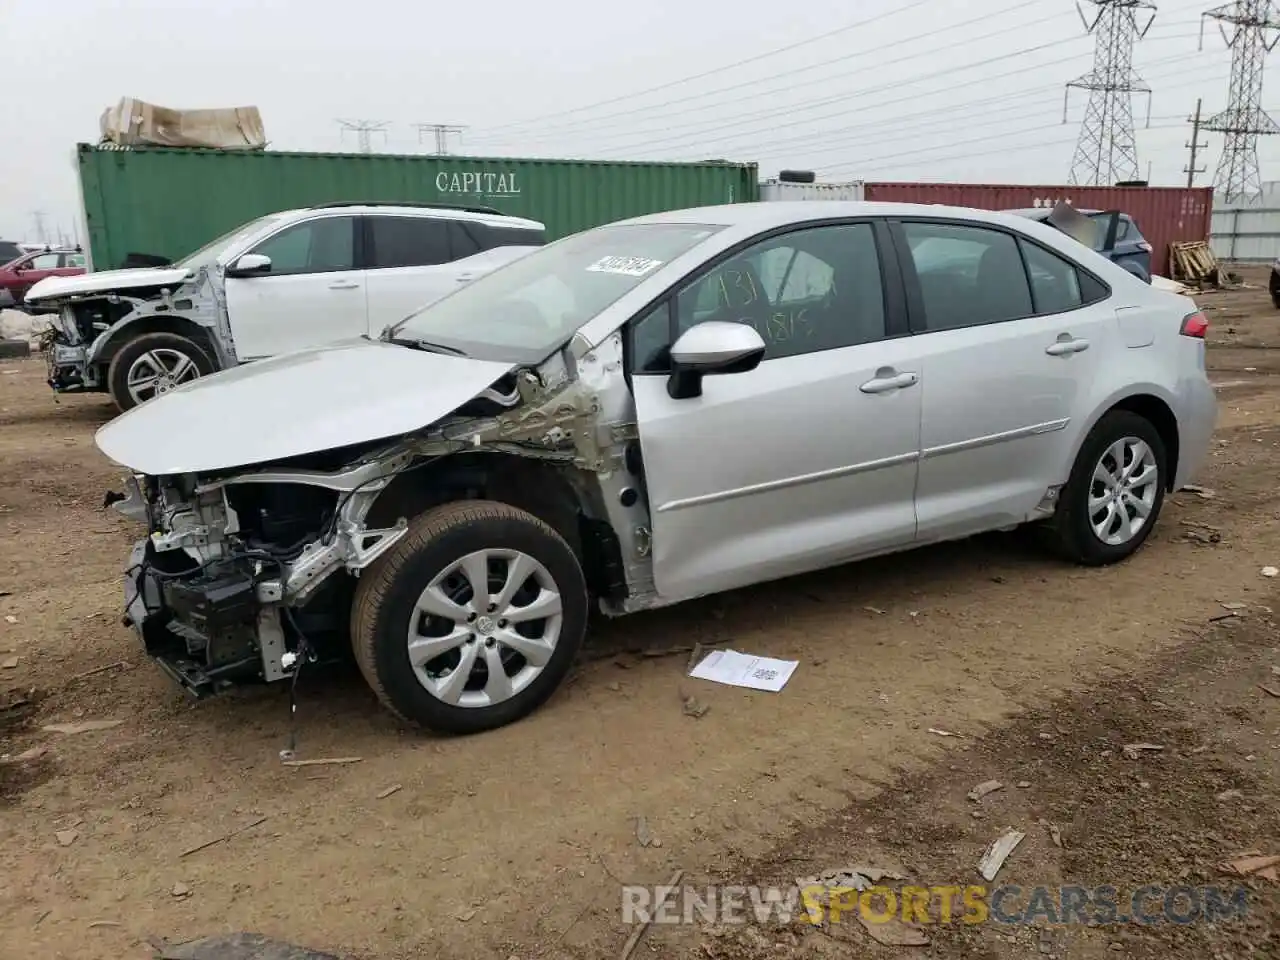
[1066,381,1181,489]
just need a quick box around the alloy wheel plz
[126,348,201,404]
[1088,436,1159,546]
[407,549,564,708]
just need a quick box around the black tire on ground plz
[0,338,31,359]
[351,501,589,735]
[1045,409,1168,566]
[106,331,215,413]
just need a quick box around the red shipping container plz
[861,182,1213,278]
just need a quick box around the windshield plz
[388,222,724,362]
[177,214,289,269]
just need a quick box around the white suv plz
[26,202,546,411]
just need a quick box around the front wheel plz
[1045,410,1167,566]
[107,331,214,412]
[351,501,589,735]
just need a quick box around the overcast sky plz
[2,0,1276,242]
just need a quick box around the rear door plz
[223,214,365,358]
[893,218,1116,542]
[362,214,471,328]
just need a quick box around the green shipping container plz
[76,143,759,270]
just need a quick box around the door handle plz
[859,370,919,394]
[1045,337,1090,356]
[456,274,475,284]
[328,281,360,290]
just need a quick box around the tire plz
[0,338,30,359]
[106,331,215,412]
[351,500,589,735]
[1045,409,1168,566]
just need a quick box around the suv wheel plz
[351,501,588,735]
[1046,409,1167,565]
[107,332,214,412]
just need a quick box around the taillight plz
[1180,310,1208,338]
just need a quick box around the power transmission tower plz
[1185,97,1209,185]
[1064,0,1157,186]
[1200,1,1280,203]
[414,123,467,155]
[336,119,390,153]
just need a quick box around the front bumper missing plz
[47,341,92,393]
[124,539,292,698]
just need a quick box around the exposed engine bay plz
[42,271,227,395]
[115,344,649,699]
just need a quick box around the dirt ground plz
[1,269,1278,960]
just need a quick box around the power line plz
[621,29,1210,162]
[470,0,936,138]
[586,32,1095,160]
[822,120,1190,179]
[336,119,390,153]
[465,0,1069,146]
[1201,0,1280,202]
[745,54,1222,166]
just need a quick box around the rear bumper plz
[1174,375,1217,490]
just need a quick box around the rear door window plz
[369,216,453,268]
[902,221,1034,330]
[449,221,482,258]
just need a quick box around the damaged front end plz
[40,270,225,396]
[118,445,414,696]
[110,341,651,700]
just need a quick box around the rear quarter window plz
[465,222,547,252]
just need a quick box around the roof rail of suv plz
[308,200,507,216]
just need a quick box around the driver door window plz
[250,217,356,275]
[665,222,887,363]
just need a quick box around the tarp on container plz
[99,98,266,150]
[862,182,1214,278]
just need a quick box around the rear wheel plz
[351,501,588,735]
[107,331,214,412]
[1045,410,1167,565]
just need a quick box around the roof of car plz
[282,203,544,230]
[616,200,1080,230]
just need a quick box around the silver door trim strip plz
[656,451,920,513]
[921,418,1070,460]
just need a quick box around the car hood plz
[95,338,516,475]
[25,266,193,302]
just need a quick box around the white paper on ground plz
[688,649,798,692]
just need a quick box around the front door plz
[631,220,922,603]
[223,215,366,359]
[894,219,1115,542]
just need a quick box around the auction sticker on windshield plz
[586,256,665,277]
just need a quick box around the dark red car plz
[0,248,86,308]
